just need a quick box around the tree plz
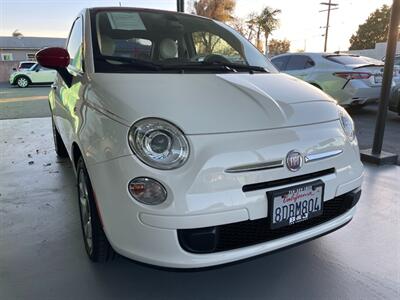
[269,39,290,56]
[248,7,281,54]
[192,0,236,22]
[191,0,236,54]
[12,30,23,38]
[349,4,400,50]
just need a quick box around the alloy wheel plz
[78,169,93,254]
[17,77,28,88]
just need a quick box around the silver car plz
[271,53,391,107]
[389,83,400,114]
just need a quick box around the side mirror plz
[12,68,17,71]
[36,47,72,87]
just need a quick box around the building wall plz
[344,42,400,59]
[0,61,19,82]
[0,49,39,82]
[0,49,38,61]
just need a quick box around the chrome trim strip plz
[225,160,284,173]
[305,149,343,163]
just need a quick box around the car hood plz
[87,73,339,134]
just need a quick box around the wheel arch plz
[72,142,83,171]
[13,74,31,85]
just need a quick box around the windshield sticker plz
[107,12,146,30]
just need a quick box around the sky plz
[0,0,392,52]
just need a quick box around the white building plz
[345,41,400,60]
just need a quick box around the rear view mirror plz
[36,47,72,87]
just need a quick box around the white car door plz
[32,66,57,83]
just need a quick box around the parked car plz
[12,61,36,71]
[36,7,363,269]
[382,54,400,84]
[389,83,400,114]
[9,63,57,88]
[271,52,396,107]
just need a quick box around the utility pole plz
[320,1,339,52]
[360,0,400,165]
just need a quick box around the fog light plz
[128,177,167,205]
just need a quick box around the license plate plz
[374,74,383,84]
[267,181,324,229]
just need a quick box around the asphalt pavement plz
[0,82,399,164]
[0,82,51,119]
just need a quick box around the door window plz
[192,31,245,64]
[271,56,289,71]
[286,55,315,71]
[66,17,83,72]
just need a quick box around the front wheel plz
[77,157,114,262]
[16,76,30,88]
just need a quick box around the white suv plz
[9,63,57,88]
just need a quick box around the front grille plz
[242,168,335,192]
[178,189,360,254]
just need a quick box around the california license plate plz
[267,181,324,229]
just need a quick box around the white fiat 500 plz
[36,7,363,268]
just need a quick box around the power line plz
[320,1,339,52]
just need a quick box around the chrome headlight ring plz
[128,118,190,170]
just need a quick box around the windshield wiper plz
[160,61,269,73]
[210,62,269,73]
[96,55,162,71]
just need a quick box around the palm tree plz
[250,7,281,54]
[12,29,23,38]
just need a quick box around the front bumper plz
[86,121,363,268]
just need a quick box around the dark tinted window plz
[286,55,315,71]
[325,55,382,66]
[113,38,153,60]
[19,62,35,69]
[66,17,83,71]
[271,56,289,71]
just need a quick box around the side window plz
[286,55,315,71]
[113,38,153,60]
[67,17,83,72]
[271,56,289,71]
[192,31,245,63]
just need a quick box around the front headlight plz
[128,118,190,170]
[338,106,355,141]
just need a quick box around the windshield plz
[325,55,383,66]
[91,9,277,73]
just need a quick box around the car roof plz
[271,52,371,60]
[87,6,212,21]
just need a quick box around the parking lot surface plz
[0,117,399,300]
[0,83,51,120]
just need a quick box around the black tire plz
[52,118,68,158]
[77,157,114,262]
[15,76,30,88]
[347,103,366,112]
